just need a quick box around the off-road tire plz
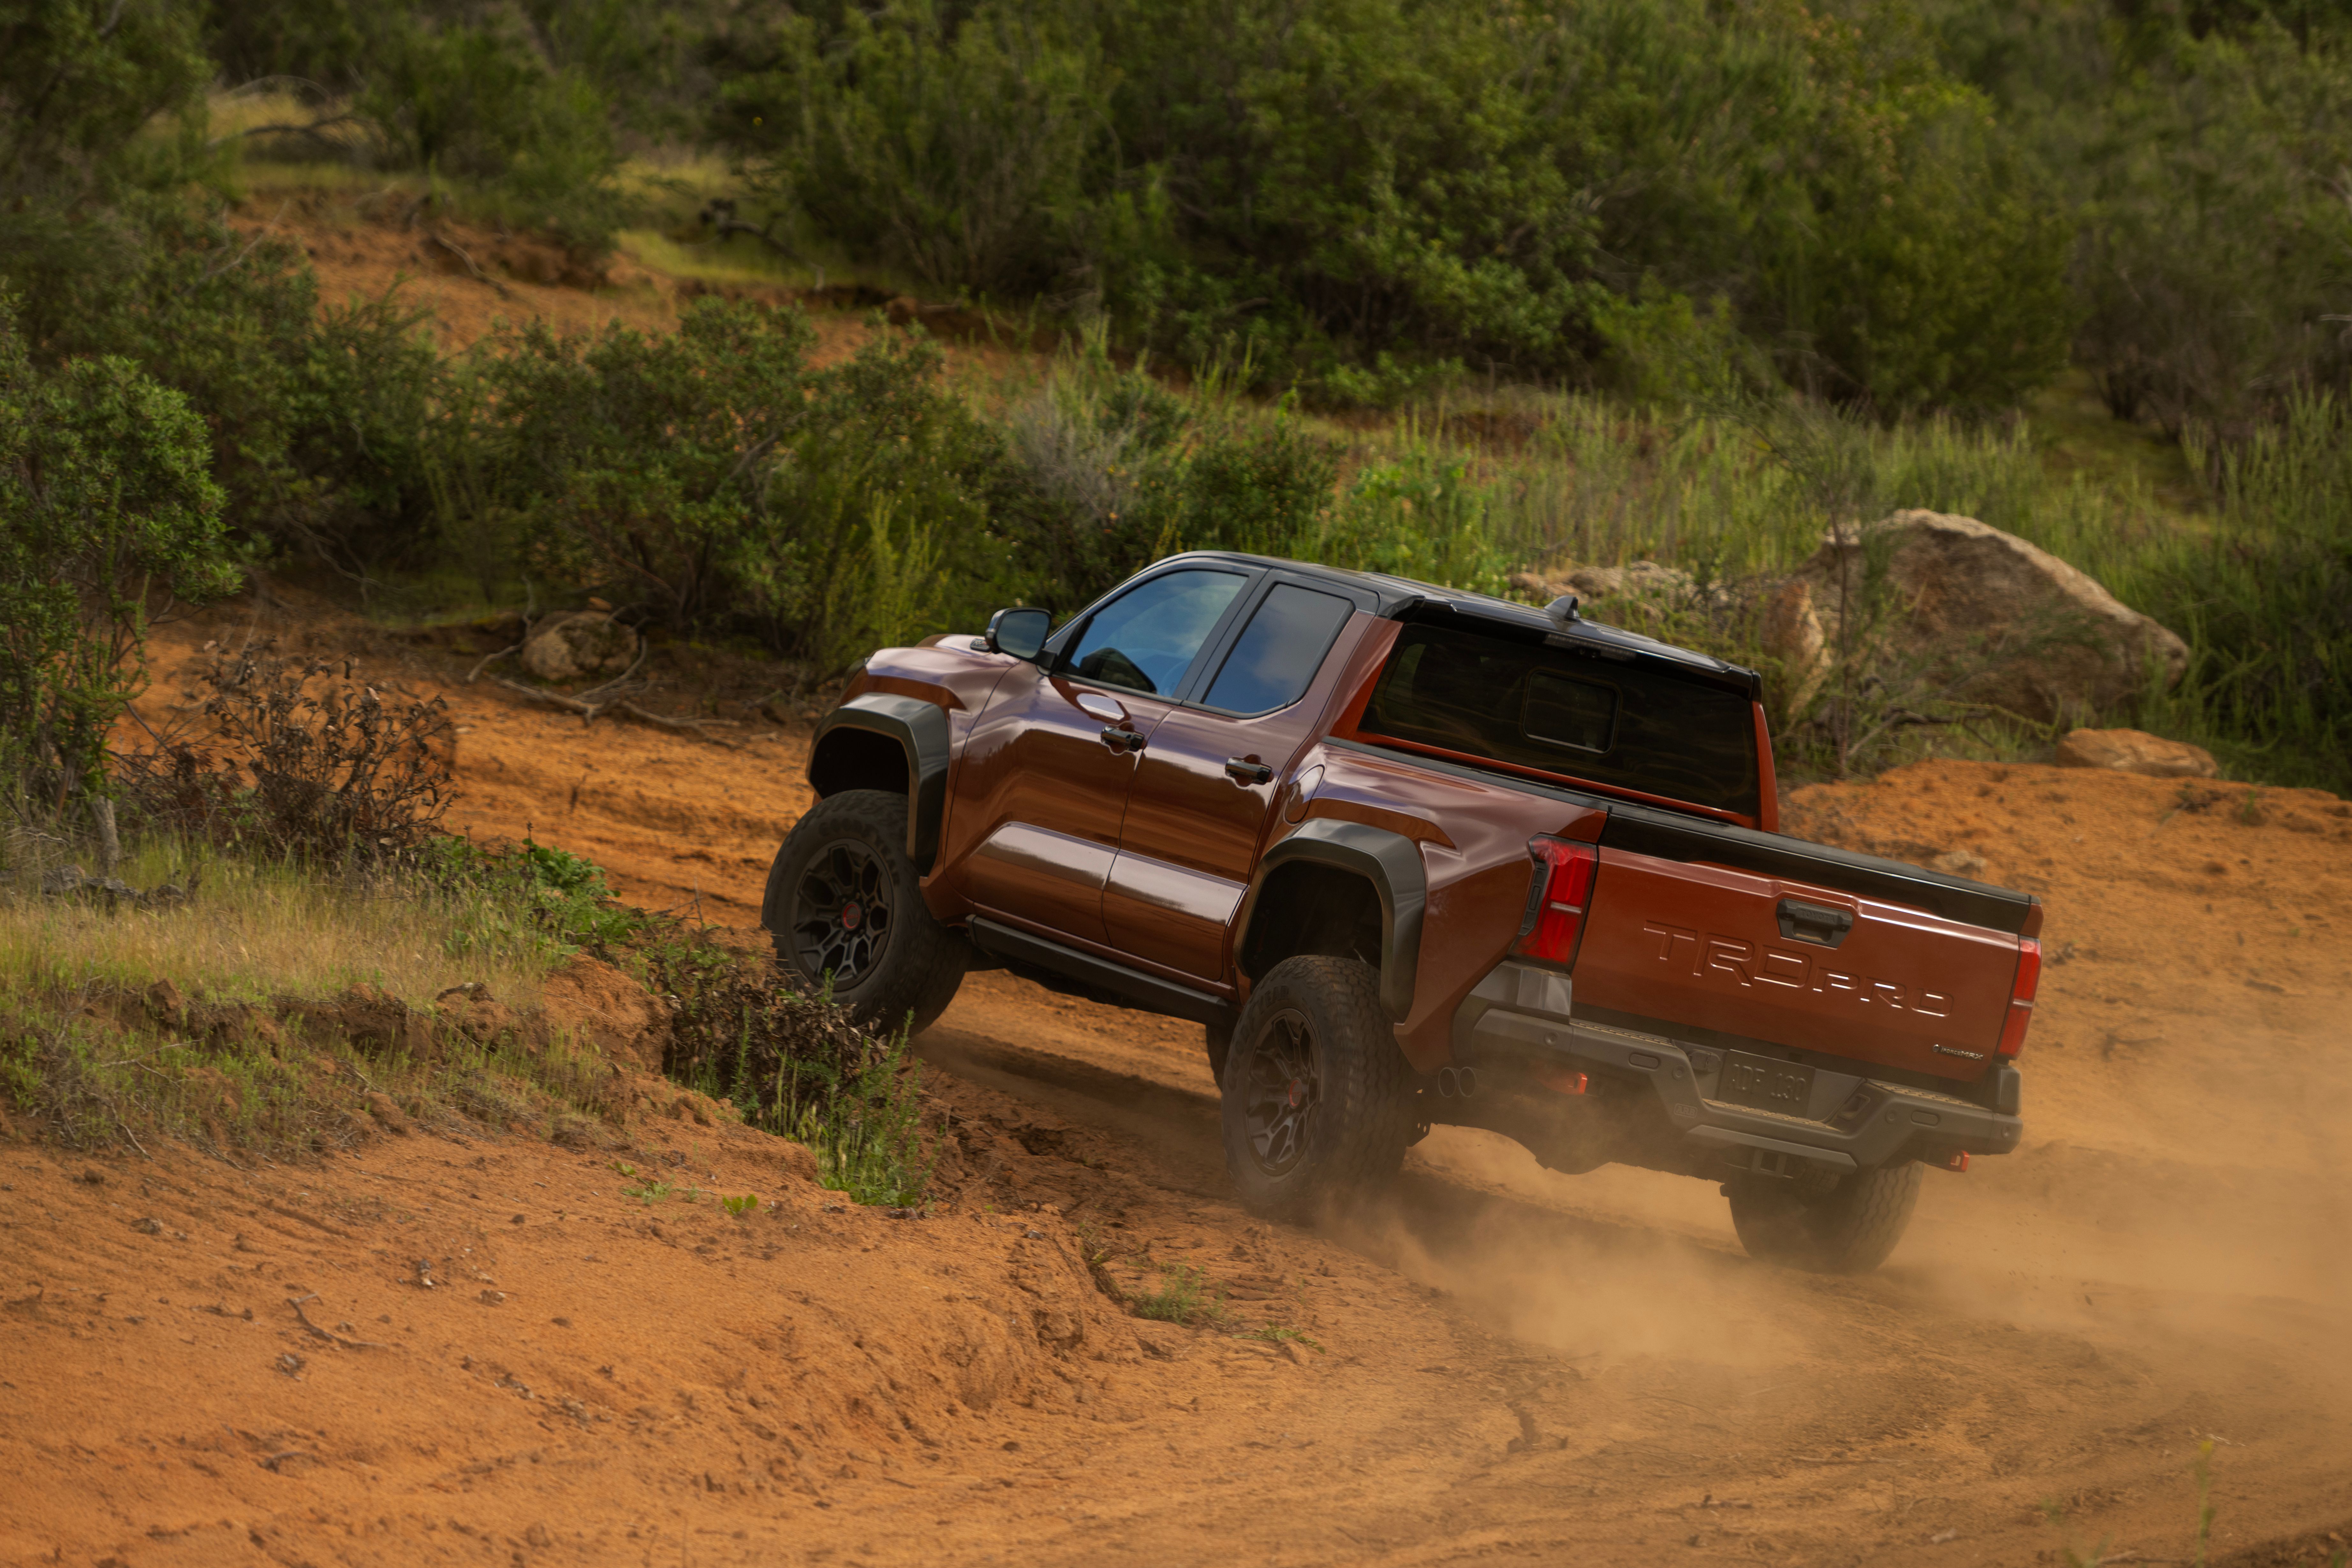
[1726,1159,1923,1274]
[1219,956,1413,1225]
[1204,1017,1233,1085]
[764,789,967,1036]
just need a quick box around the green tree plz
[0,298,238,808]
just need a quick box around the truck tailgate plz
[1576,845,2022,1083]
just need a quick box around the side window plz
[1202,583,1356,714]
[1064,569,1249,696]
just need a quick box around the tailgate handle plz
[1776,899,1855,948]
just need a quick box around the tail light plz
[1516,836,1598,968]
[1995,938,2041,1057]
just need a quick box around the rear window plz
[1358,623,1759,817]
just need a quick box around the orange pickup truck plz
[763,552,2040,1272]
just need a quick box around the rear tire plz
[1726,1160,1922,1274]
[764,789,967,1036]
[1219,956,1413,1224]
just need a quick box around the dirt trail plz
[10,600,2349,1565]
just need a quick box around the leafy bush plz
[357,13,627,248]
[721,0,1109,297]
[423,835,649,961]
[475,298,1018,668]
[0,299,236,808]
[24,211,444,574]
[710,0,2075,409]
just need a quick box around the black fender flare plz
[804,692,951,869]
[1233,818,1426,1022]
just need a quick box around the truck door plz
[944,565,1257,945]
[1106,577,1365,979]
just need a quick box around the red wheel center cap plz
[840,902,863,931]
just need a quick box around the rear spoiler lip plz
[1323,738,2040,938]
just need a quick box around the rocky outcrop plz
[1788,510,2189,724]
[520,612,639,682]
[2054,727,2219,778]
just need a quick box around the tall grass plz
[979,345,2344,790]
[0,833,559,1014]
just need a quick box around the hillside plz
[9,578,2343,1566]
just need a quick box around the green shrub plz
[25,210,443,573]
[0,298,237,807]
[478,298,1018,668]
[358,13,627,248]
[658,943,934,1207]
[2141,395,2352,791]
[721,0,1109,296]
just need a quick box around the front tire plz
[1726,1160,1922,1274]
[764,789,967,1036]
[1219,956,1413,1224]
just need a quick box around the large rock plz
[521,611,638,682]
[2054,727,2219,778]
[1789,510,2188,724]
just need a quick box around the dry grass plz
[0,829,617,1158]
[0,832,555,1015]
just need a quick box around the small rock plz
[2054,727,2219,779]
[480,1289,507,1305]
[77,1168,105,1186]
[40,865,88,896]
[362,1091,410,1135]
[132,1216,164,1235]
[511,1213,526,1225]
[1931,849,1989,877]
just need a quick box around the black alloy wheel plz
[762,789,968,1035]
[1240,1008,1322,1176]
[1217,954,1411,1223]
[792,837,894,988]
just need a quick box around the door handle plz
[1075,692,1126,724]
[1100,726,1147,754]
[1224,757,1274,784]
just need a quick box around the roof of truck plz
[1159,550,1760,693]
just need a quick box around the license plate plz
[1718,1051,1817,1116]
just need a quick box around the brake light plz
[1516,837,1598,967]
[1996,938,2041,1057]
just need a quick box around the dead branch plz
[427,231,512,299]
[286,1292,386,1350]
[610,702,742,746]
[465,642,522,683]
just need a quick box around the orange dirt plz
[11,316,2352,1560]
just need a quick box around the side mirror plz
[984,606,1052,661]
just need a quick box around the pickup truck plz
[764,552,2041,1273]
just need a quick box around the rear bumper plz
[1456,967,2022,1175]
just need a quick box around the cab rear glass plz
[1357,623,1760,817]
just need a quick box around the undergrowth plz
[652,935,934,1207]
